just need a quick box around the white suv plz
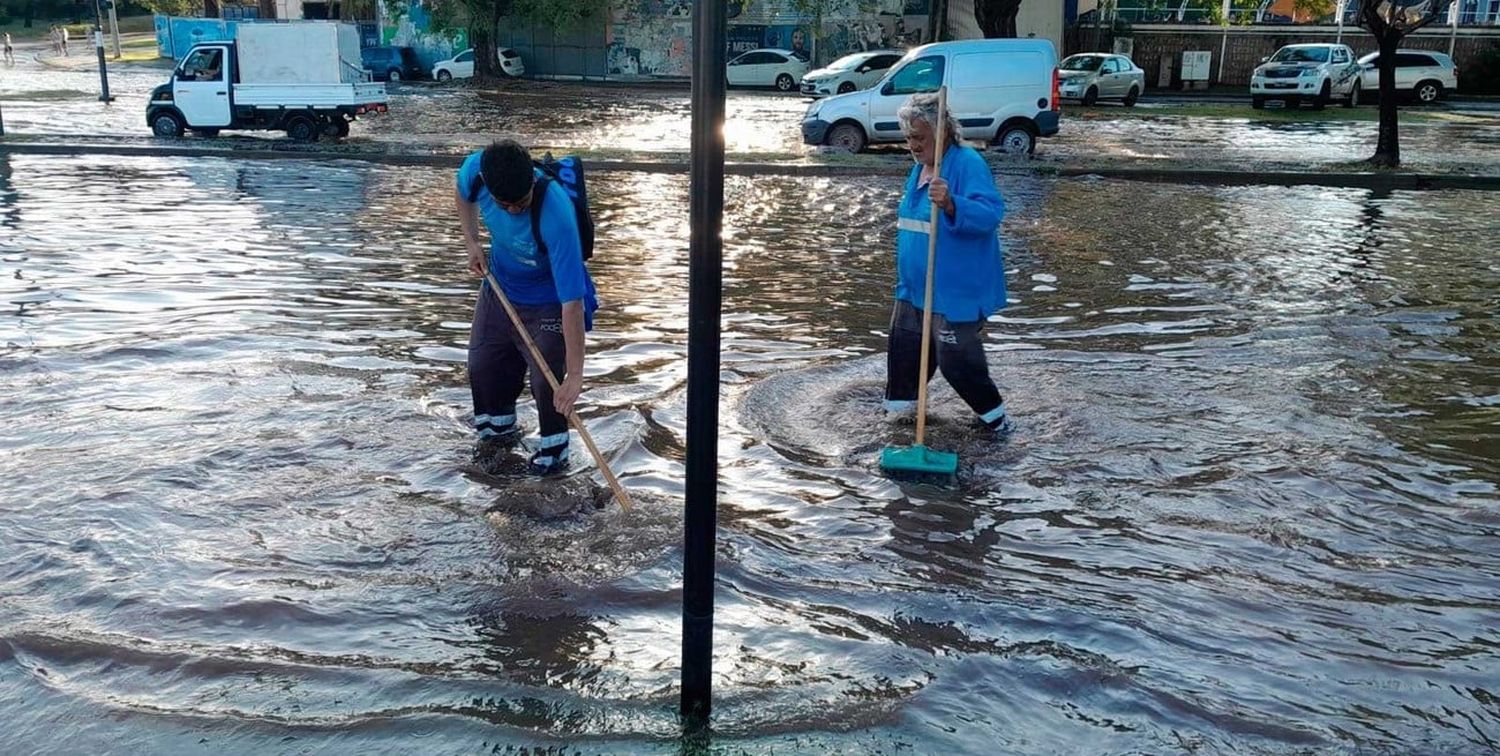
[1251,44,1362,110]
[1357,49,1459,104]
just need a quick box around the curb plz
[1,141,1496,190]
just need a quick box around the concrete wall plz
[504,0,1073,80]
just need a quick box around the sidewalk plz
[30,33,166,70]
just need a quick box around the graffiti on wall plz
[606,0,700,75]
[728,23,813,60]
[606,0,932,76]
[382,3,468,70]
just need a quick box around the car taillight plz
[1052,67,1061,111]
[356,106,367,115]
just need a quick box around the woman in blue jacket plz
[886,92,1013,436]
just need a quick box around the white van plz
[801,39,1060,154]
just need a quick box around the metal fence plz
[1086,0,1500,27]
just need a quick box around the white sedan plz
[726,48,809,92]
[433,47,525,81]
[800,50,903,97]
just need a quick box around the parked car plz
[1057,53,1144,106]
[800,50,903,97]
[802,39,1061,155]
[1250,43,1361,109]
[361,46,423,82]
[1357,49,1458,103]
[726,48,809,92]
[432,47,525,81]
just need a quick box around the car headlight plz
[806,100,822,119]
[1300,69,1319,77]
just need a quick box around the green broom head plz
[880,444,959,481]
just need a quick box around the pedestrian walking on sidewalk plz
[3,33,15,65]
[60,25,70,57]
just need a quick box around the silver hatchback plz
[1058,53,1146,107]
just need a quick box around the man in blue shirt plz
[458,140,598,475]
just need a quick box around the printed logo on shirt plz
[538,319,563,333]
[507,236,539,268]
[938,328,959,345]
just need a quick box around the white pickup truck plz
[146,23,389,142]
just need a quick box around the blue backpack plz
[467,153,596,261]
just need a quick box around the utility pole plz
[92,0,113,102]
[681,0,726,730]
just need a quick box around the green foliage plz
[1292,0,1335,23]
[132,0,199,16]
[510,0,611,30]
[1465,42,1500,94]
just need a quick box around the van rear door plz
[948,48,1050,142]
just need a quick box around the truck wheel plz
[825,122,866,153]
[1344,81,1361,108]
[388,69,402,82]
[437,70,452,82]
[151,112,184,138]
[286,116,320,143]
[1310,81,1330,111]
[322,117,351,139]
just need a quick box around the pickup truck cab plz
[1250,43,1361,110]
[146,23,390,142]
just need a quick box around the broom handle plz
[483,270,634,511]
[915,86,948,449]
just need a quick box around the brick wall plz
[1071,25,1500,90]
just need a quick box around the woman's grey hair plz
[897,92,963,147]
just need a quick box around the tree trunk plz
[1371,30,1401,168]
[928,0,948,43]
[471,20,496,78]
[975,0,1023,38]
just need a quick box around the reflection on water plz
[0,155,1496,752]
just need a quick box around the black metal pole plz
[681,0,727,728]
[92,0,112,102]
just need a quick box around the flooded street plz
[1,154,1496,752]
[4,49,1499,173]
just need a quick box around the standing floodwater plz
[1,155,1496,752]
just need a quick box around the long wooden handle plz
[915,85,948,448]
[483,271,634,510]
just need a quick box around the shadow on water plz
[0,154,1496,752]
